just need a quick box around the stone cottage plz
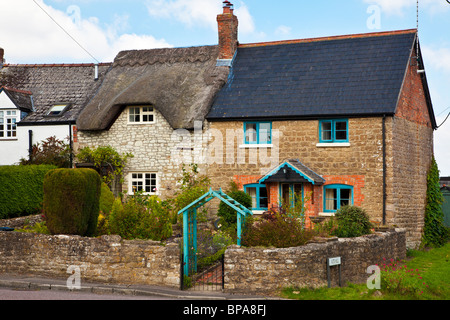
[76,2,436,248]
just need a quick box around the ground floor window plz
[129,173,157,195]
[244,184,268,210]
[324,184,353,212]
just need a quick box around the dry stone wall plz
[224,229,406,294]
[0,232,180,288]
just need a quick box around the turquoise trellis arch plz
[177,188,253,276]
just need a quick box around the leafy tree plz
[423,156,450,248]
[20,136,71,168]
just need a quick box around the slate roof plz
[0,63,111,125]
[207,29,423,122]
[0,87,34,112]
[260,159,326,185]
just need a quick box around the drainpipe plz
[382,114,387,225]
[69,124,73,168]
[28,130,33,162]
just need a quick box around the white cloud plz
[145,0,260,36]
[422,46,450,75]
[0,0,172,64]
[275,25,292,37]
[363,0,449,16]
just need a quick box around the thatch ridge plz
[77,45,229,131]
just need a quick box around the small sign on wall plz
[327,256,342,288]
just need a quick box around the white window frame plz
[127,106,155,125]
[129,172,158,195]
[0,110,19,140]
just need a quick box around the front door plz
[281,183,302,208]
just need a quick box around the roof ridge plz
[0,86,32,95]
[2,62,112,68]
[239,29,417,48]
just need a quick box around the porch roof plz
[259,159,325,185]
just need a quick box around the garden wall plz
[224,228,406,294]
[0,232,180,288]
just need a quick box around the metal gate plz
[178,188,252,291]
[180,253,224,291]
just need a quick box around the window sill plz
[316,142,350,148]
[319,212,336,217]
[239,144,273,149]
[0,138,18,141]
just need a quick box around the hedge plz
[43,168,101,236]
[0,165,57,219]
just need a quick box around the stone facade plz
[0,232,180,288]
[77,108,207,199]
[224,228,406,294]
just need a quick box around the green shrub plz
[20,136,71,168]
[108,193,172,241]
[217,190,252,226]
[332,205,373,238]
[242,213,316,248]
[43,168,101,236]
[0,165,56,219]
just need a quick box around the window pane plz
[340,189,351,207]
[129,107,140,122]
[335,121,348,141]
[245,123,257,144]
[325,188,337,211]
[247,187,257,208]
[259,187,268,208]
[259,123,271,144]
[321,122,332,141]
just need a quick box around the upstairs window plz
[128,106,155,124]
[319,119,348,143]
[244,122,272,145]
[0,110,18,139]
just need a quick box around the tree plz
[423,156,449,248]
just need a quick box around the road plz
[0,288,176,300]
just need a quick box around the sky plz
[1,0,450,175]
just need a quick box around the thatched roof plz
[77,45,229,131]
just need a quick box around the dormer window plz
[47,104,69,116]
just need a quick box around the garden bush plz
[43,168,101,236]
[0,165,56,219]
[108,193,173,241]
[217,189,252,226]
[331,205,373,238]
[242,213,316,248]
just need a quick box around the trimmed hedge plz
[43,168,101,236]
[0,165,57,219]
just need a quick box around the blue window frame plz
[244,184,268,210]
[319,119,349,143]
[324,184,353,212]
[244,122,272,145]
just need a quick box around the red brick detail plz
[217,5,238,60]
[322,175,365,207]
[395,55,432,128]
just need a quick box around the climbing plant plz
[76,146,133,185]
[423,156,450,248]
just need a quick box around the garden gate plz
[178,188,252,289]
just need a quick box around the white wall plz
[0,124,73,166]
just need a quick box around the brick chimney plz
[0,48,4,66]
[217,1,238,62]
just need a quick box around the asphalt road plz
[0,288,176,300]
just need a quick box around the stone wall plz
[0,232,180,288]
[78,108,207,199]
[224,228,406,295]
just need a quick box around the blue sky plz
[2,0,450,174]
